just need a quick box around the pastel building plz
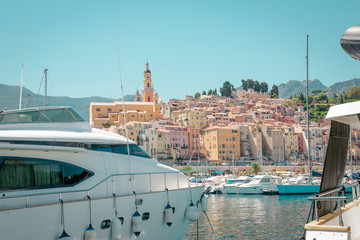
[177,110,207,130]
[203,126,241,164]
[90,62,161,128]
[158,125,189,159]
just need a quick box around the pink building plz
[187,126,200,158]
[158,125,189,159]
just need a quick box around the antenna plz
[19,0,26,109]
[113,13,132,174]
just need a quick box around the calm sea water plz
[184,194,312,240]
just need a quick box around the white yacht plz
[0,106,204,240]
[303,101,360,240]
[223,176,252,194]
[304,25,360,240]
[237,175,277,194]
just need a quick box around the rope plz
[113,12,134,192]
[34,72,45,107]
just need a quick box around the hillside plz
[278,79,327,98]
[0,84,134,120]
[328,78,360,94]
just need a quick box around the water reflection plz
[184,194,311,240]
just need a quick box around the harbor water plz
[184,194,312,240]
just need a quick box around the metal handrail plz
[0,171,187,200]
[307,181,360,226]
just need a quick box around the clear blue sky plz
[1,0,360,102]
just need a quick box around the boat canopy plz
[326,101,360,129]
[318,104,353,218]
[0,106,84,124]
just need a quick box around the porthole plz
[100,219,111,229]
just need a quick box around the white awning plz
[326,101,360,129]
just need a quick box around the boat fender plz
[164,203,173,227]
[58,230,72,239]
[132,210,142,237]
[111,217,122,240]
[84,224,97,240]
[185,202,200,221]
[201,196,208,213]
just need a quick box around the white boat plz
[303,101,360,240]
[0,106,204,240]
[223,176,252,194]
[237,175,277,194]
[304,26,360,240]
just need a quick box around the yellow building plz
[283,126,298,161]
[90,102,161,128]
[177,110,207,130]
[90,62,161,128]
[203,126,241,164]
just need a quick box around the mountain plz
[328,78,360,94]
[0,84,134,120]
[278,79,327,98]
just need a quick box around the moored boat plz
[0,106,204,240]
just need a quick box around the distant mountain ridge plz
[278,79,327,98]
[278,78,360,98]
[0,84,135,120]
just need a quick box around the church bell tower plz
[142,62,154,102]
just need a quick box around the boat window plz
[0,157,93,190]
[90,144,151,158]
[260,178,270,183]
[0,107,84,124]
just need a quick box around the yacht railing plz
[0,171,204,211]
[307,181,360,226]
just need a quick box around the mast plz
[306,34,312,178]
[44,68,48,106]
[350,129,353,179]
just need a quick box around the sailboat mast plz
[306,34,312,177]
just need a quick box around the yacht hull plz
[277,184,320,195]
[0,186,203,240]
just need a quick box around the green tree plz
[220,81,234,97]
[254,81,261,92]
[345,86,360,99]
[260,82,268,93]
[315,93,328,102]
[102,121,113,128]
[208,89,213,95]
[299,92,305,102]
[340,94,344,103]
[182,165,193,171]
[241,79,255,91]
[311,89,322,95]
[270,84,279,98]
[213,88,218,95]
[202,90,206,95]
[251,162,260,174]
[194,92,200,98]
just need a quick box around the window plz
[96,108,100,112]
[90,144,151,158]
[0,157,93,190]
[108,108,112,112]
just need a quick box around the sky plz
[1,0,360,102]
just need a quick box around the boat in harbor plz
[223,176,252,194]
[237,175,277,194]
[0,106,204,239]
[277,35,320,195]
[303,24,360,240]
